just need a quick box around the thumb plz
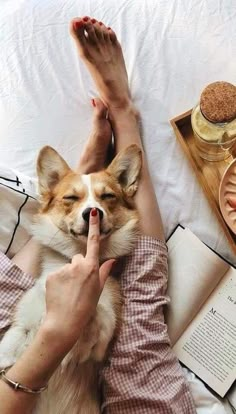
[99,259,116,289]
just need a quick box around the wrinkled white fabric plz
[183,368,234,414]
[0,1,235,413]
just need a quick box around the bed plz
[0,0,235,412]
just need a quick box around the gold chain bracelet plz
[0,369,47,394]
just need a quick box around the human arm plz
[0,208,115,414]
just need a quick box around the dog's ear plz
[107,144,142,197]
[37,146,71,194]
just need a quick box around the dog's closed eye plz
[63,195,79,201]
[101,193,116,200]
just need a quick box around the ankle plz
[108,101,140,123]
[109,106,144,153]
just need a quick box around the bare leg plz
[70,17,164,240]
[77,97,112,173]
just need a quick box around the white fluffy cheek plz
[53,215,69,232]
[64,206,85,232]
[104,210,115,227]
[44,211,67,233]
[45,209,72,234]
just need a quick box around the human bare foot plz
[70,17,133,114]
[77,98,112,174]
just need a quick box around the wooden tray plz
[170,109,236,255]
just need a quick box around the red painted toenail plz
[74,21,83,30]
[91,18,96,24]
[108,27,112,30]
[91,98,96,107]
[99,22,103,26]
[83,16,89,22]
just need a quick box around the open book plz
[166,226,236,401]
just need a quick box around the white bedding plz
[0,0,235,412]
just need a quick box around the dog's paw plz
[0,353,17,370]
[0,325,33,370]
[0,337,18,369]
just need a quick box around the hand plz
[42,208,115,352]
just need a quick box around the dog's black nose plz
[82,207,103,223]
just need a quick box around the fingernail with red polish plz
[108,27,111,30]
[83,16,89,22]
[91,18,96,24]
[99,21,103,26]
[91,208,97,217]
[91,98,96,107]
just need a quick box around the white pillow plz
[0,166,38,257]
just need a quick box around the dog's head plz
[33,145,142,260]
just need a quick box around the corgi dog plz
[0,144,142,414]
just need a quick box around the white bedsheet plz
[0,0,235,412]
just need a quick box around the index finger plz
[86,208,100,260]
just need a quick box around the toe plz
[91,98,108,119]
[84,21,98,44]
[70,18,86,44]
[107,27,117,43]
[101,24,111,42]
[91,20,105,41]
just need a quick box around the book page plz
[173,267,236,397]
[166,227,229,345]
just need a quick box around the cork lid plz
[200,81,236,123]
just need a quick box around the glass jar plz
[191,82,236,162]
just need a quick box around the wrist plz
[40,319,80,356]
[5,324,69,391]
